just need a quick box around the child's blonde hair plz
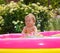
[25,13,36,22]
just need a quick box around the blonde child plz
[22,13,43,37]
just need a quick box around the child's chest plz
[26,27,34,33]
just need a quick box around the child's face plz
[25,16,35,27]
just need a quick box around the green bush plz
[0,0,6,4]
[0,1,55,34]
[49,17,60,30]
[24,0,60,8]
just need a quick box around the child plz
[22,13,43,37]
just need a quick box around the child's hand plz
[21,32,44,38]
[36,33,44,37]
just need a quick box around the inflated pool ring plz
[0,31,60,53]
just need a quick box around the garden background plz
[0,0,60,34]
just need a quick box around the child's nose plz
[27,21,30,23]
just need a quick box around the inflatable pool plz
[0,31,60,53]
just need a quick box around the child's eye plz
[25,20,30,22]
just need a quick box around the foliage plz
[0,0,57,34]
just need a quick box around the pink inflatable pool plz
[0,31,60,49]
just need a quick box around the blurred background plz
[0,0,60,34]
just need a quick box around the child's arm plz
[34,26,37,33]
[22,26,27,34]
[34,26,43,37]
[33,26,39,35]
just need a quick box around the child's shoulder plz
[23,26,28,29]
[33,26,37,28]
